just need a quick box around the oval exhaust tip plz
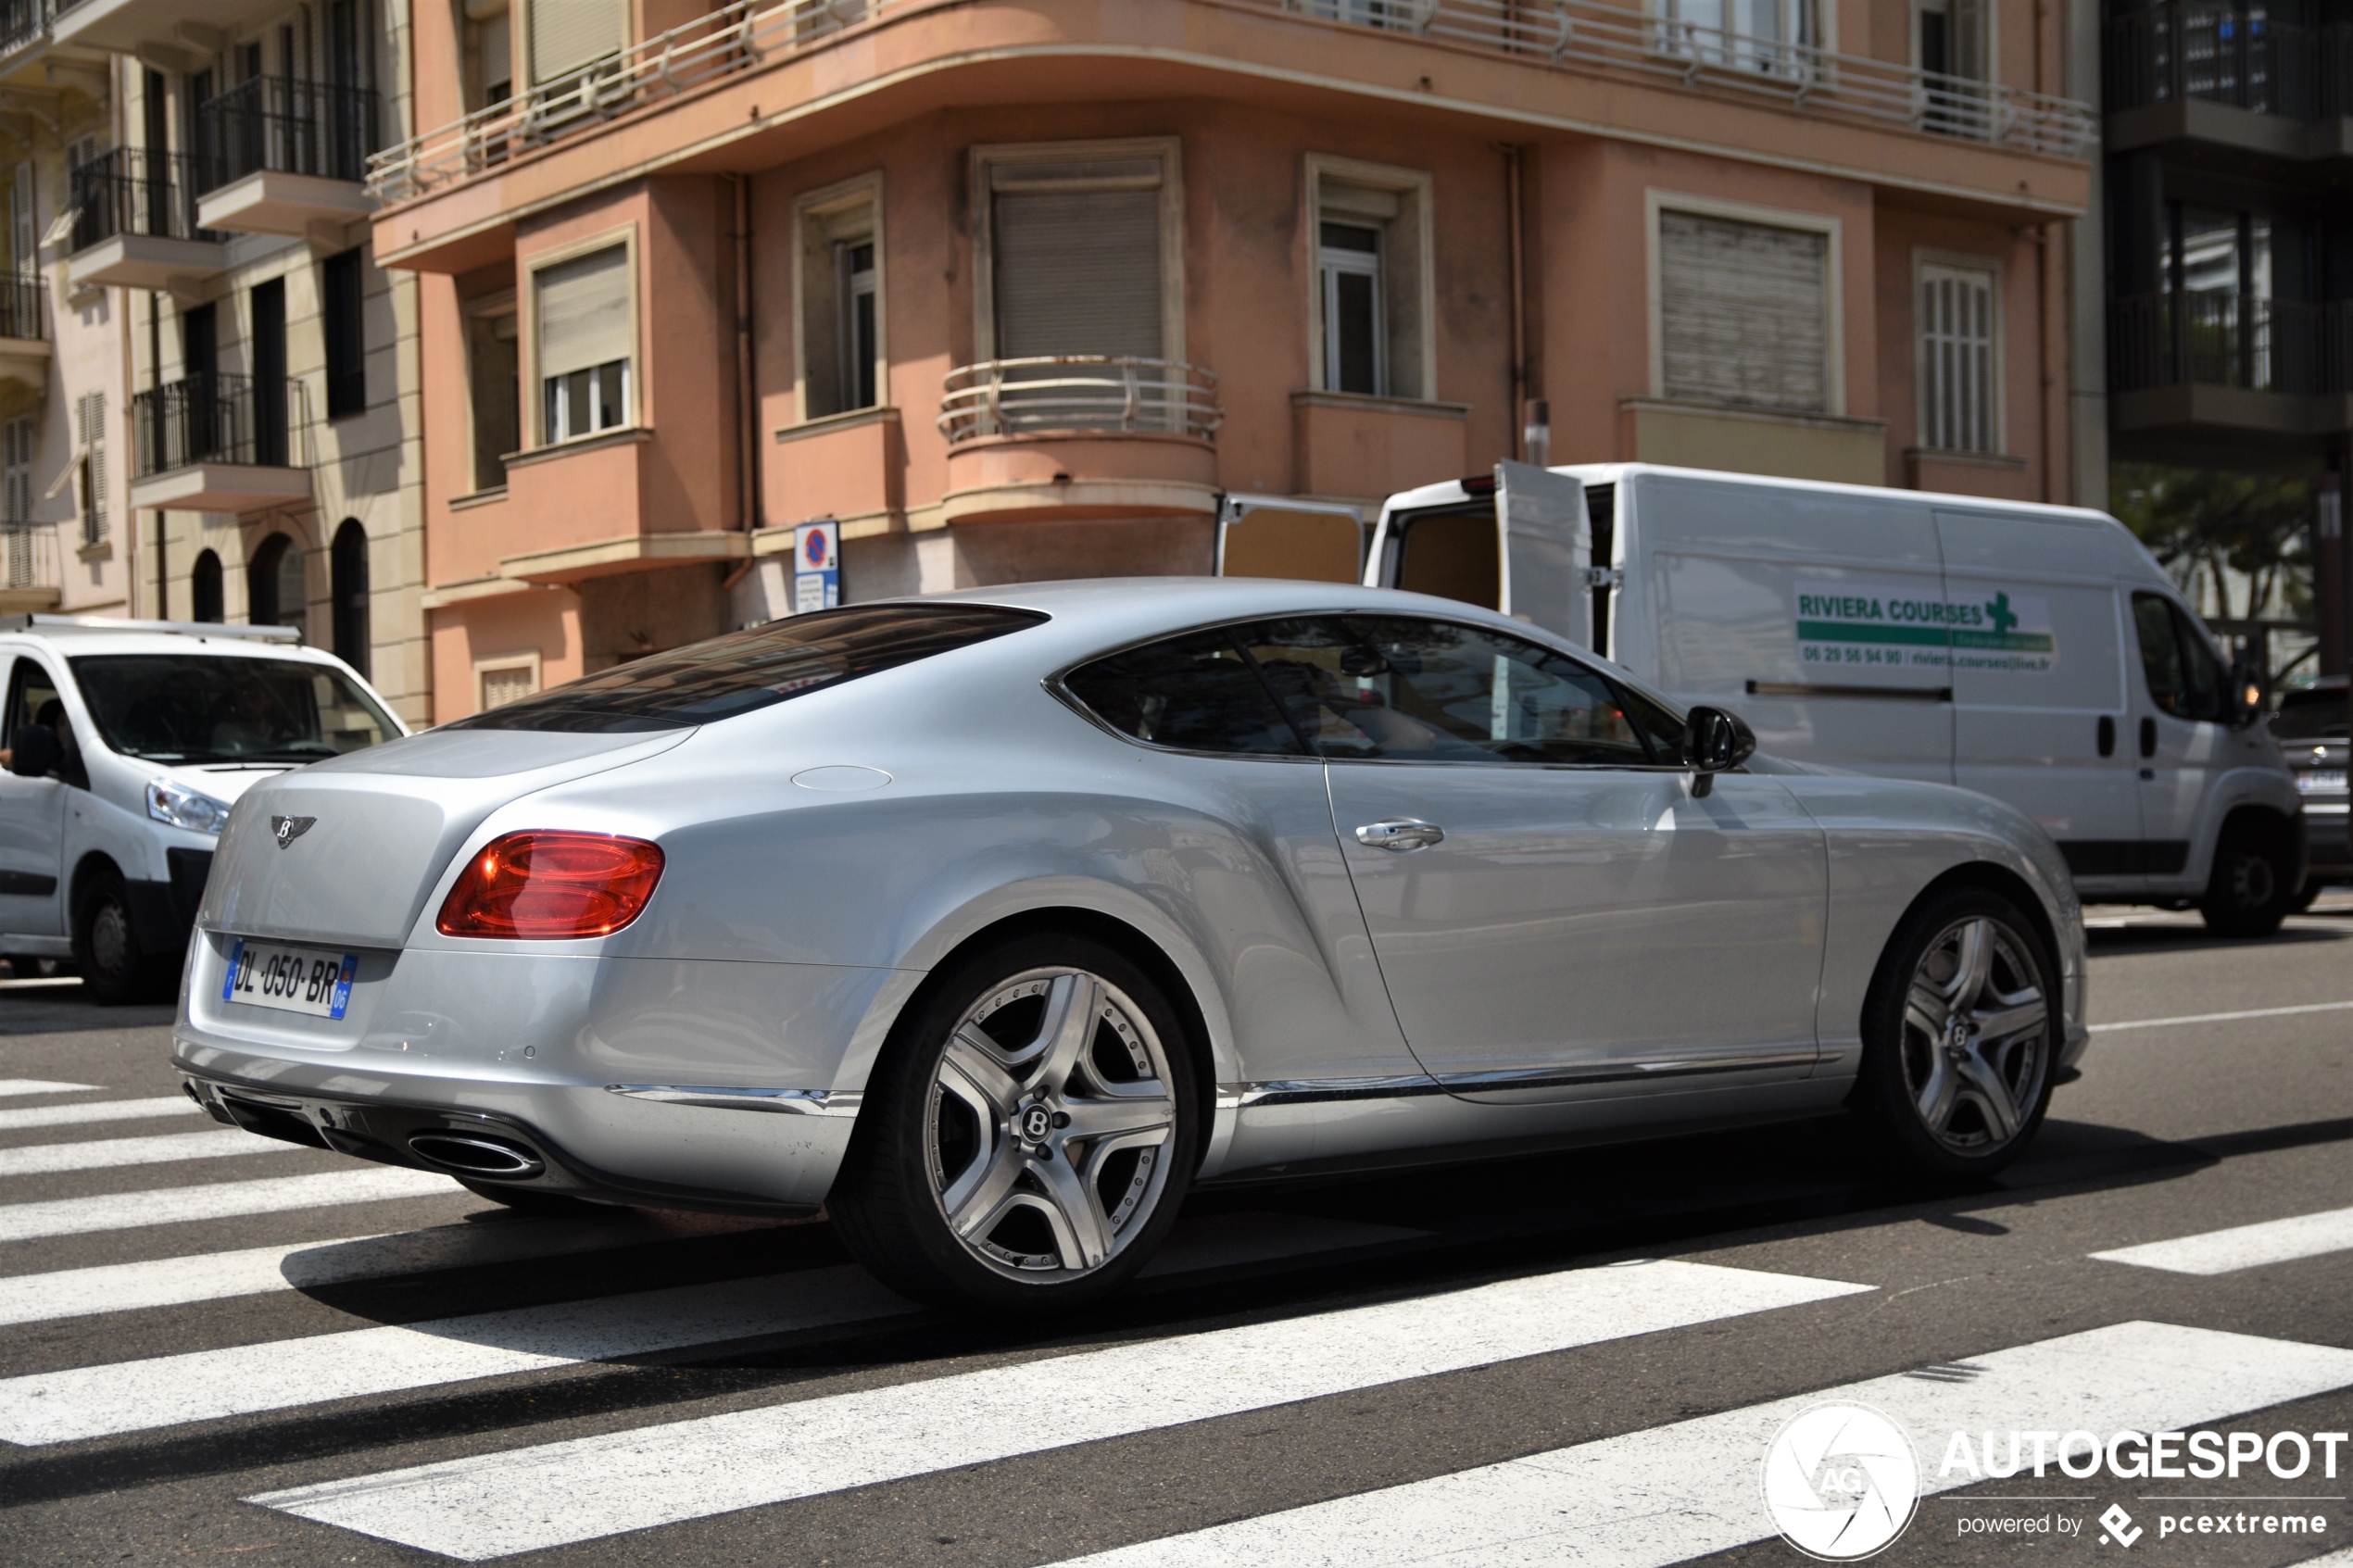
[407,1132,546,1179]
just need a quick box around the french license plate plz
[2297,770,2347,795]
[221,938,359,1020]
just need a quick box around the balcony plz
[2105,4,2353,159]
[65,148,225,295]
[194,78,379,239]
[2109,292,2353,455]
[938,357,1221,525]
[363,0,2094,206]
[0,277,50,393]
[0,522,61,614]
[129,372,314,513]
[48,0,262,57]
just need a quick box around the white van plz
[1216,463,2305,935]
[0,616,408,1001]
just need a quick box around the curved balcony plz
[937,357,1223,525]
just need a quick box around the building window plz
[975,139,1182,368]
[527,0,624,110]
[7,162,31,279]
[1918,0,1988,132]
[466,291,520,490]
[467,0,513,109]
[477,657,538,709]
[1655,201,1836,414]
[1917,259,1998,454]
[1305,157,1433,402]
[1,416,30,525]
[331,519,369,676]
[322,248,366,419]
[533,242,632,444]
[1656,0,1819,73]
[73,393,105,546]
[793,176,885,422]
[192,548,222,622]
[248,532,305,634]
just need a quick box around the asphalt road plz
[2,896,2351,1567]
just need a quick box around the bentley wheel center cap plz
[1019,1103,1054,1143]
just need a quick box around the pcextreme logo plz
[1762,1403,1922,1561]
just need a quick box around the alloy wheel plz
[1897,915,2049,1153]
[924,967,1178,1283]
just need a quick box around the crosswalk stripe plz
[0,1097,203,1132]
[2089,999,2353,1034]
[2090,1207,2353,1276]
[0,1211,1427,1430]
[1051,1321,2353,1568]
[246,1258,1872,1560]
[0,1208,1413,1328]
[0,1128,305,1177]
[0,1080,102,1098]
[0,1168,461,1243]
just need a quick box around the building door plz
[182,302,218,461]
[331,520,368,675]
[250,277,286,466]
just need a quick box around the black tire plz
[1851,887,2057,1183]
[2200,817,2297,937]
[829,931,1200,1313]
[456,1178,610,1216]
[2285,878,2322,915]
[71,870,173,1005]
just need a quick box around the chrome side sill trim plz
[1438,1051,1819,1093]
[605,1085,864,1117]
[1218,1074,1448,1109]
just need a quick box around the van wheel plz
[2286,878,2322,915]
[829,932,1199,1313]
[1851,888,2056,1183]
[2200,819,2296,937]
[72,871,172,1006]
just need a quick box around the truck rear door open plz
[1364,461,1592,646]
[1214,495,1366,583]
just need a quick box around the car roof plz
[0,624,344,661]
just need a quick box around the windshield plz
[447,604,1050,734]
[69,655,400,765]
[2271,690,2348,741]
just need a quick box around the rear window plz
[2271,689,2348,741]
[450,604,1048,734]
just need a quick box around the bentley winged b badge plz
[271,815,317,849]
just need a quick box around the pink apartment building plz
[376,0,2097,721]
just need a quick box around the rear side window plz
[451,604,1048,734]
[1061,629,1305,756]
[2132,593,2228,725]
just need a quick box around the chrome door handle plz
[1355,818,1445,852]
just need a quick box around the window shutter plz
[535,245,632,380]
[992,164,1163,360]
[1658,210,1828,413]
[1919,263,1995,453]
[528,0,623,85]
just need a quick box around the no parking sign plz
[793,520,839,614]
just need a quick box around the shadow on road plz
[0,979,175,1035]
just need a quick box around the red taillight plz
[435,831,665,940]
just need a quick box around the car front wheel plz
[829,933,1198,1312]
[1852,888,2057,1182]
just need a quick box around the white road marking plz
[2090,999,2353,1034]
[0,1211,1431,1427]
[1052,1321,2353,1568]
[0,1081,102,1098]
[247,1259,1872,1560]
[2092,1207,2353,1276]
[0,1168,461,1243]
[0,1096,203,1132]
[0,1128,305,1177]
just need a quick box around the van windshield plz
[69,655,400,764]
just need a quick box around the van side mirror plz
[2227,660,2264,730]
[1682,706,1756,798]
[7,725,59,778]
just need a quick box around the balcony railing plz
[195,78,382,194]
[0,276,47,343]
[365,0,2093,202]
[2110,292,2353,395]
[0,522,59,595]
[69,148,220,251]
[0,0,52,56]
[938,358,1223,443]
[132,373,314,478]
[2105,3,2353,119]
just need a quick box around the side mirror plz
[7,725,59,778]
[1682,706,1756,798]
[2227,659,2265,730]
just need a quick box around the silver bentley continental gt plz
[174,580,2088,1311]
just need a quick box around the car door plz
[2130,591,2232,883]
[0,654,69,935]
[1936,509,2145,888]
[1248,613,1827,1105]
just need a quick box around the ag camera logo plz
[1762,1403,1921,1561]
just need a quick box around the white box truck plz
[1215,463,2305,935]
